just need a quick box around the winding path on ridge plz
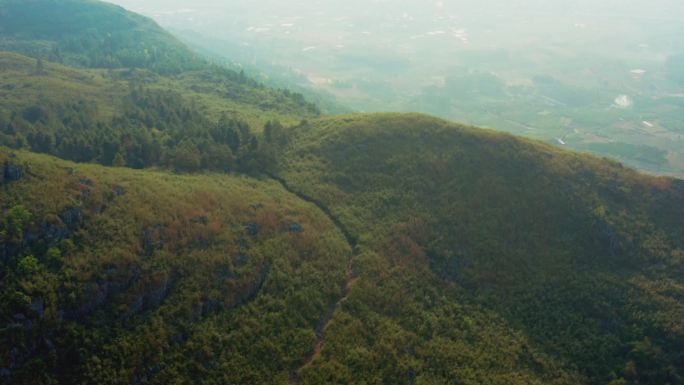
[268,174,360,385]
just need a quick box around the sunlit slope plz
[0,51,317,172]
[277,113,684,385]
[0,0,321,160]
[0,0,202,74]
[0,50,316,130]
[0,148,351,384]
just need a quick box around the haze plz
[109,0,684,176]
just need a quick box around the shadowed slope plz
[277,113,684,385]
[0,149,351,384]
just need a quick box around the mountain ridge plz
[0,0,203,74]
[275,112,684,385]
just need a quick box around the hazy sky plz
[107,0,684,57]
[109,0,684,23]
[103,0,684,177]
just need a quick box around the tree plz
[46,247,63,269]
[18,255,41,275]
[212,115,242,152]
[201,143,235,171]
[35,58,45,75]
[27,130,54,153]
[171,143,201,172]
[263,120,284,145]
[113,152,126,167]
[264,121,274,143]
[6,205,32,232]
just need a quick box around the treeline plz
[0,86,292,174]
[45,35,206,75]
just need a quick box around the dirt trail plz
[289,261,358,385]
[268,174,359,385]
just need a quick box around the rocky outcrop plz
[124,275,172,318]
[287,222,303,233]
[29,299,45,319]
[234,254,249,267]
[141,225,167,256]
[236,263,271,306]
[601,222,635,258]
[195,297,221,318]
[22,220,68,247]
[2,160,22,184]
[673,179,684,193]
[59,207,82,228]
[191,216,209,225]
[144,277,171,309]
[63,283,109,321]
[61,269,174,321]
[244,223,260,236]
[112,185,126,196]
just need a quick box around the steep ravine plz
[267,174,360,385]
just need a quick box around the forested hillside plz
[0,51,315,172]
[0,0,202,74]
[0,149,351,384]
[0,1,683,385]
[276,114,684,385]
[0,0,320,174]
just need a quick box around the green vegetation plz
[0,149,350,384]
[0,1,683,384]
[0,0,203,74]
[277,113,684,385]
[0,51,315,172]
[0,0,321,163]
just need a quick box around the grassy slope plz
[0,0,321,129]
[0,51,312,129]
[278,113,684,385]
[0,148,351,384]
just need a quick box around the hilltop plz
[276,113,684,385]
[0,0,202,74]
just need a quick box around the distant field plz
[113,0,684,177]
